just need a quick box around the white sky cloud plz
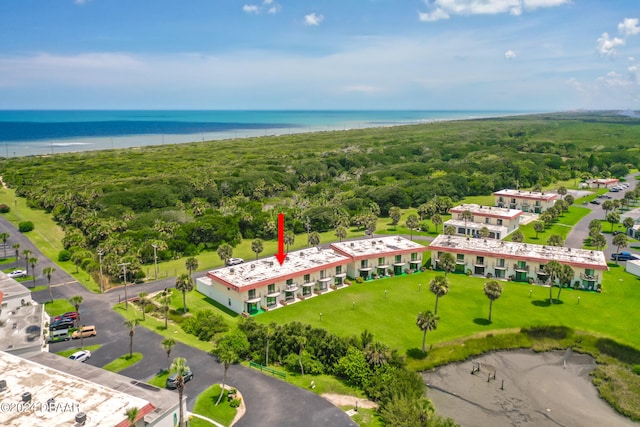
[243,1,280,15]
[618,18,640,36]
[304,13,324,26]
[504,49,517,59]
[596,32,625,58]
[243,4,259,14]
[418,0,569,22]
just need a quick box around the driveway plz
[0,216,356,427]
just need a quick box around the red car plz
[63,312,79,320]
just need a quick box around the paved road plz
[0,216,356,427]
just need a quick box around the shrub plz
[229,398,242,408]
[0,204,10,213]
[632,365,640,375]
[283,351,324,375]
[521,325,572,340]
[356,276,364,283]
[18,221,34,232]
[181,310,229,341]
[58,250,72,262]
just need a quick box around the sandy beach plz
[423,349,637,427]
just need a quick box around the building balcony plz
[376,264,389,270]
[493,263,507,270]
[301,281,315,288]
[245,296,261,304]
[474,261,486,267]
[513,264,529,272]
[266,290,281,298]
[284,284,299,293]
[455,260,465,265]
[580,273,599,282]
[318,277,332,283]
[335,272,347,278]
[359,266,373,271]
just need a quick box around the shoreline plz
[0,110,542,158]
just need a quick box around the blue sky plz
[0,0,638,110]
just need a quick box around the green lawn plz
[254,265,640,357]
[102,353,143,372]
[148,370,170,388]
[45,299,76,317]
[55,344,103,358]
[190,385,238,427]
[509,206,590,244]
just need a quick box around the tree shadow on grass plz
[407,348,428,359]
[473,318,491,326]
[531,299,564,307]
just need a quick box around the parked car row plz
[611,252,639,261]
[610,183,630,192]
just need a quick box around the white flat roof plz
[443,219,505,233]
[0,351,152,427]
[0,304,44,354]
[449,204,522,219]
[209,248,351,291]
[331,235,428,260]
[494,189,558,201]
[429,235,608,270]
[0,272,32,302]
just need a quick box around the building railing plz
[513,264,529,272]
[580,273,599,282]
[249,361,286,379]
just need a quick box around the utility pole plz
[98,250,104,293]
[118,262,131,309]
[152,243,158,280]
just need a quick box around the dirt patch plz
[322,393,378,410]
[423,349,637,427]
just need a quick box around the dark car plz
[589,200,601,205]
[50,319,74,331]
[166,370,194,389]
[611,252,639,261]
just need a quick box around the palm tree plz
[284,230,295,251]
[592,233,607,251]
[175,273,194,313]
[69,295,84,346]
[443,224,455,236]
[161,338,176,372]
[124,319,140,358]
[606,211,620,232]
[217,243,233,265]
[185,256,198,280]
[439,252,456,277]
[429,275,449,314]
[12,243,20,261]
[544,260,562,304]
[335,225,347,242]
[588,219,602,234]
[460,210,473,236]
[557,186,567,200]
[405,214,419,240]
[484,280,503,322]
[533,221,545,239]
[125,407,139,427]
[546,234,564,247]
[431,213,443,234]
[478,227,490,239]
[602,200,614,217]
[612,233,629,265]
[213,332,248,406]
[251,239,264,259]
[557,263,574,301]
[416,310,439,352]
[623,217,635,233]
[364,341,391,367]
[22,249,32,274]
[308,231,320,247]
[29,257,37,287]
[42,266,55,303]
[0,232,9,259]
[138,292,148,321]
[169,357,190,427]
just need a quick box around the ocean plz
[0,110,533,157]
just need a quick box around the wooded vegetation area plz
[2,111,640,283]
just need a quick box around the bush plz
[229,398,242,408]
[181,310,229,341]
[0,204,10,213]
[632,365,640,375]
[521,325,572,340]
[58,250,72,262]
[356,276,364,283]
[18,221,34,232]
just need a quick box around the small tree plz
[416,310,439,352]
[251,239,264,260]
[623,217,635,233]
[125,407,139,427]
[612,233,629,265]
[546,234,564,247]
[478,227,490,239]
[460,210,473,236]
[308,231,320,247]
[606,211,620,232]
[12,243,20,261]
[484,280,503,322]
[405,214,419,240]
[589,219,602,234]
[69,295,83,346]
[389,206,402,229]
[22,249,32,274]
[510,229,524,243]
[443,224,455,236]
[429,275,449,314]
[431,213,443,234]
[170,357,190,427]
[533,221,545,239]
[557,186,567,200]
[544,260,562,304]
[185,256,199,279]
[217,243,233,264]
[439,252,456,276]
[175,273,194,313]
[42,266,55,303]
[124,319,140,358]
[212,331,249,405]
[162,338,176,372]
[335,225,347,242]
[138,292,148,321]
[284,230,295,251]
[29,257,38,287]
[557,263,574,301]
[592,233,607,250]
[0,232,9,259]
[564,194,575,206]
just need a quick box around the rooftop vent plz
[350,243,354,247]
[269,261,274,267]
[251,264,255,269]
[75,412,87,425]
[22,391,31,403]
[0,379,6,391]
[229,268,234,274]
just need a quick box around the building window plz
[476,256,484,265]
[511,198,516,203]
[304,274,310,283]
[336,265,342,274]
[497,219,503,226]
[378,257,385,265]
[320,270,326,279]
[517,260,526,269]
[395,255,402,263]
[361,260,368,268]
[268,284,275,293]
[248,289,256,299]
[535,201,541,206]
[499,197,504,202]
[286,278,293,285]
[411,252,418,261]
[456,254,464,262]
[485,217,490,224]
[496,258,505,267]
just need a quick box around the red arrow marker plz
[275,213,287,266]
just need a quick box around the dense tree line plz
[3,112,640,283]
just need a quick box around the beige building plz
[428,235,608,290]
[197,236,428,315]
[445,204,522,239]
[494,189,558,213]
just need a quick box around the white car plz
[226,258,244,266]
[8,269,27,278]
[68,350,91,362]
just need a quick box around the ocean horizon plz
[0,110,540,157]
